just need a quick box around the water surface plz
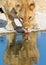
[0,32,46,65]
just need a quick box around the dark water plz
[0,32,46,65]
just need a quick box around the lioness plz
[0,0,36,31]
[0,0,39,65]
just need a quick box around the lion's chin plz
[23,28,30,34]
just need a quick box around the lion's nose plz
[23,21,30,29]
[23,21,31,33]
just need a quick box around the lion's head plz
[2,0,36,31]
[10,0,35,31]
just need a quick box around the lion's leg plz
[5,14,14,31]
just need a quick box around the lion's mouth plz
[23,28,30,33]
[14,17,31,33]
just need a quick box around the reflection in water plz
[4,32,39,65]
[0,35,8,65]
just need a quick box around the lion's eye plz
[16,4,21,7]
[30,3,34,6]
[29,3,35,10]
[29,16,32,20]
